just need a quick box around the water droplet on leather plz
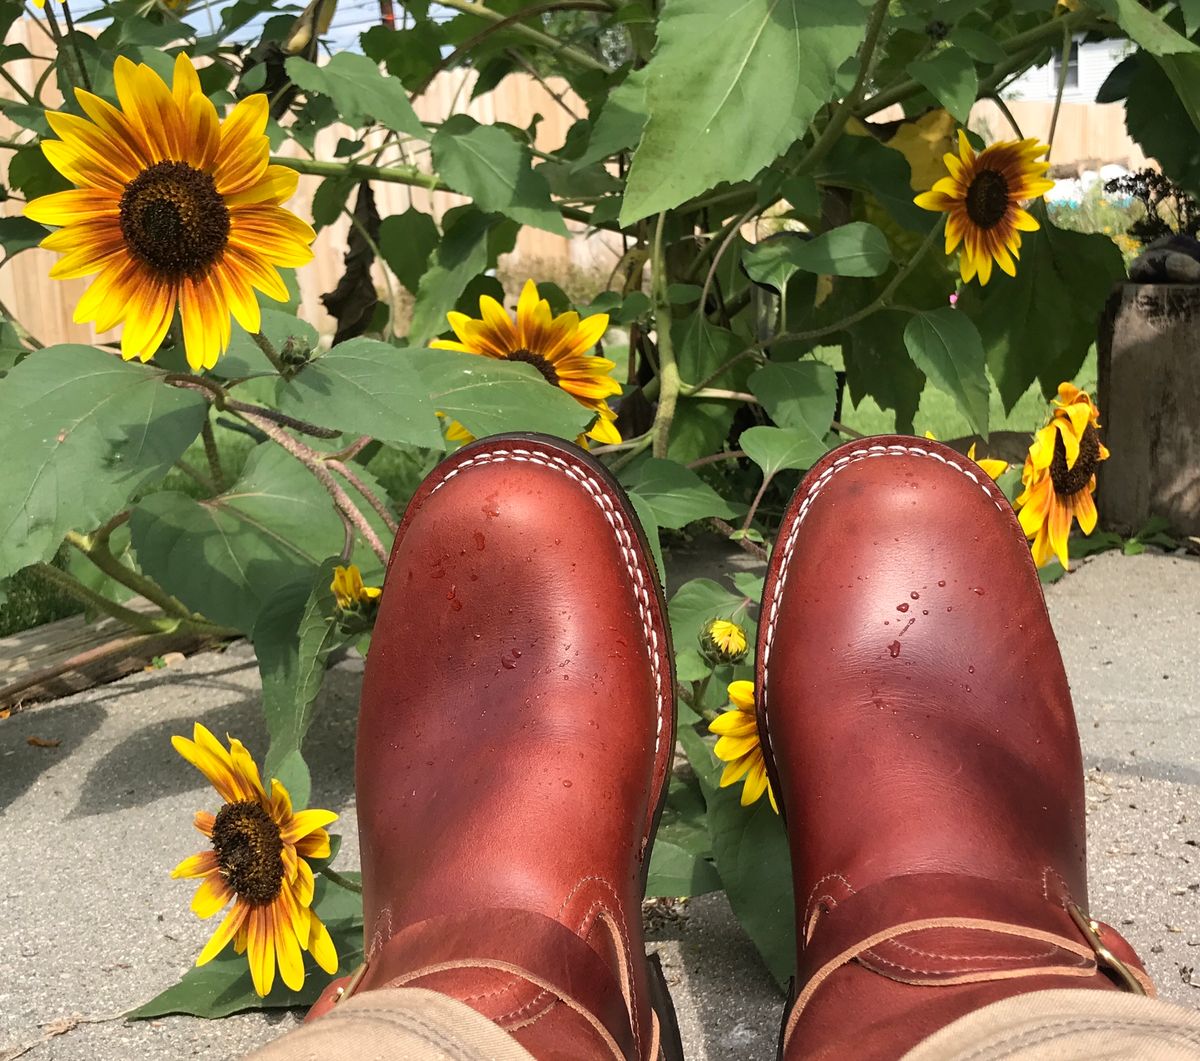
[972,586,985,596]
[888,640,901,658]
[473,531,486,550]
[938,580,946,587]
[897,603,909,613]
[501,656,517,670]
[910,591,920,600]
[562,780,573,788]
[968,665,975,674]
[450,599,462,611]
[922,610,929,615]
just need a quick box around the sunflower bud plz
[699,618,749,665]
[330,565,382,631]
[280,335,315,367]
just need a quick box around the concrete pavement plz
[1,549,1198,1060]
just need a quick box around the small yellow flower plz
[171,724,338,996]
[330,564,382,610]
[914,130,1054,285]
[924,431,1009,480]
[709,681,777,813]
[431,280,622,446]
[1015,383,1109,570]
[25,54,315,370]
[700,618,749,665]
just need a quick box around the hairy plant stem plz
[251,330,289,375]
[30,562,179,635]
[709,518,768,562]
[272,156,610,231]
[741,473,773,532]
[687,449,746,470]
[59,0,93,94]
[318,865,363,893]
[765,216,945,349]
[200,417,225,493]
[434,0,609,73]
[795,0,889,175]
[174,458,218,494]
[858,8,1094,118]
[235,410,390,565]
[327,459,399,534]
[991,95,1026,139]
[64,530,204,623]
[1046,20,1072,158]
[649,212,680,459]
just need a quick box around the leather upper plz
[348,436,675,1059]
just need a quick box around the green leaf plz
[785,223,892,277]
[284,52,425,137]
[408,208,514,345]
[130,876,363,1018]
[0,216,47,258]
[740,425,825,479]
[131,445,385,634]
[276,338,442,449]
[747,361,837,445]
[311,175,356,230]
[906,47,978,124]
[1118,49,1200,192]
[255,560,349,809]
[574,68,648,170]
[622,457,740,529]
[902,309,989,438]
[742,235,805,293]
[958,206,1125,411]
[431,116,567,236]
[645,839,722,898]
[626,492,666,583]
[1096,0,1198,55]
[948,27,1007,64]
[412,349,592,441]
[0,346,207,581]
[378,208,440,294]
[706,781,795,986]
[621,0,870,223]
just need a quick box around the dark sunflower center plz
[211,800,284,905]
[1050,424,1101,496]
[964,168,1010,229]
[118,160,230,280]
[507,347,559,386]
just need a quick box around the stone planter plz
[1097,282,1200,537]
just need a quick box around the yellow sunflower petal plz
[247,904,277,996]
[171,850,218,879]
[307,913,339,973]
[710,711,758,736]
[1072,486,1098,535]
[171,52,202,110]
[191,872,235,918]
[171,734,239,803]
[586,413,622,445]
[295,829,331,860]
[727,680,755,711]
[740,758,769,806]
[281,808,339,844]
[214,94,270,195]
[196,901,249,966]
[719,754,755,787]
[273,900,307,992]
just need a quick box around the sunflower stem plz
[59,0,93,94]
[433,0,610,74]
[64,530,204,623]
[320,866,363,893]
[1046,20,1072,160]
[327,459,399,535]
[250,330,290,376]
[649,212,680,460]
[741,473,775,533]
[796,0,889,175]
[708,518,769,562]
[28,562,181,635]
[200,417,226,493]
[235,409,391,565]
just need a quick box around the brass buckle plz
[332,960,370,1004]
[1067,903,1147,995]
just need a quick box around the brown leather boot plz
[756,436,1153,1060]
[309,435,682,1060]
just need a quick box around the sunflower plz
[709,680,777,813]
[171,723,339,996]
[924,431,1009,480]
[25,54,314,371]
[700,618,749,665]
[914,130,1054,285]
[330,564,381,610]
[431,280,622,446]
[1015,383,1110,570]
